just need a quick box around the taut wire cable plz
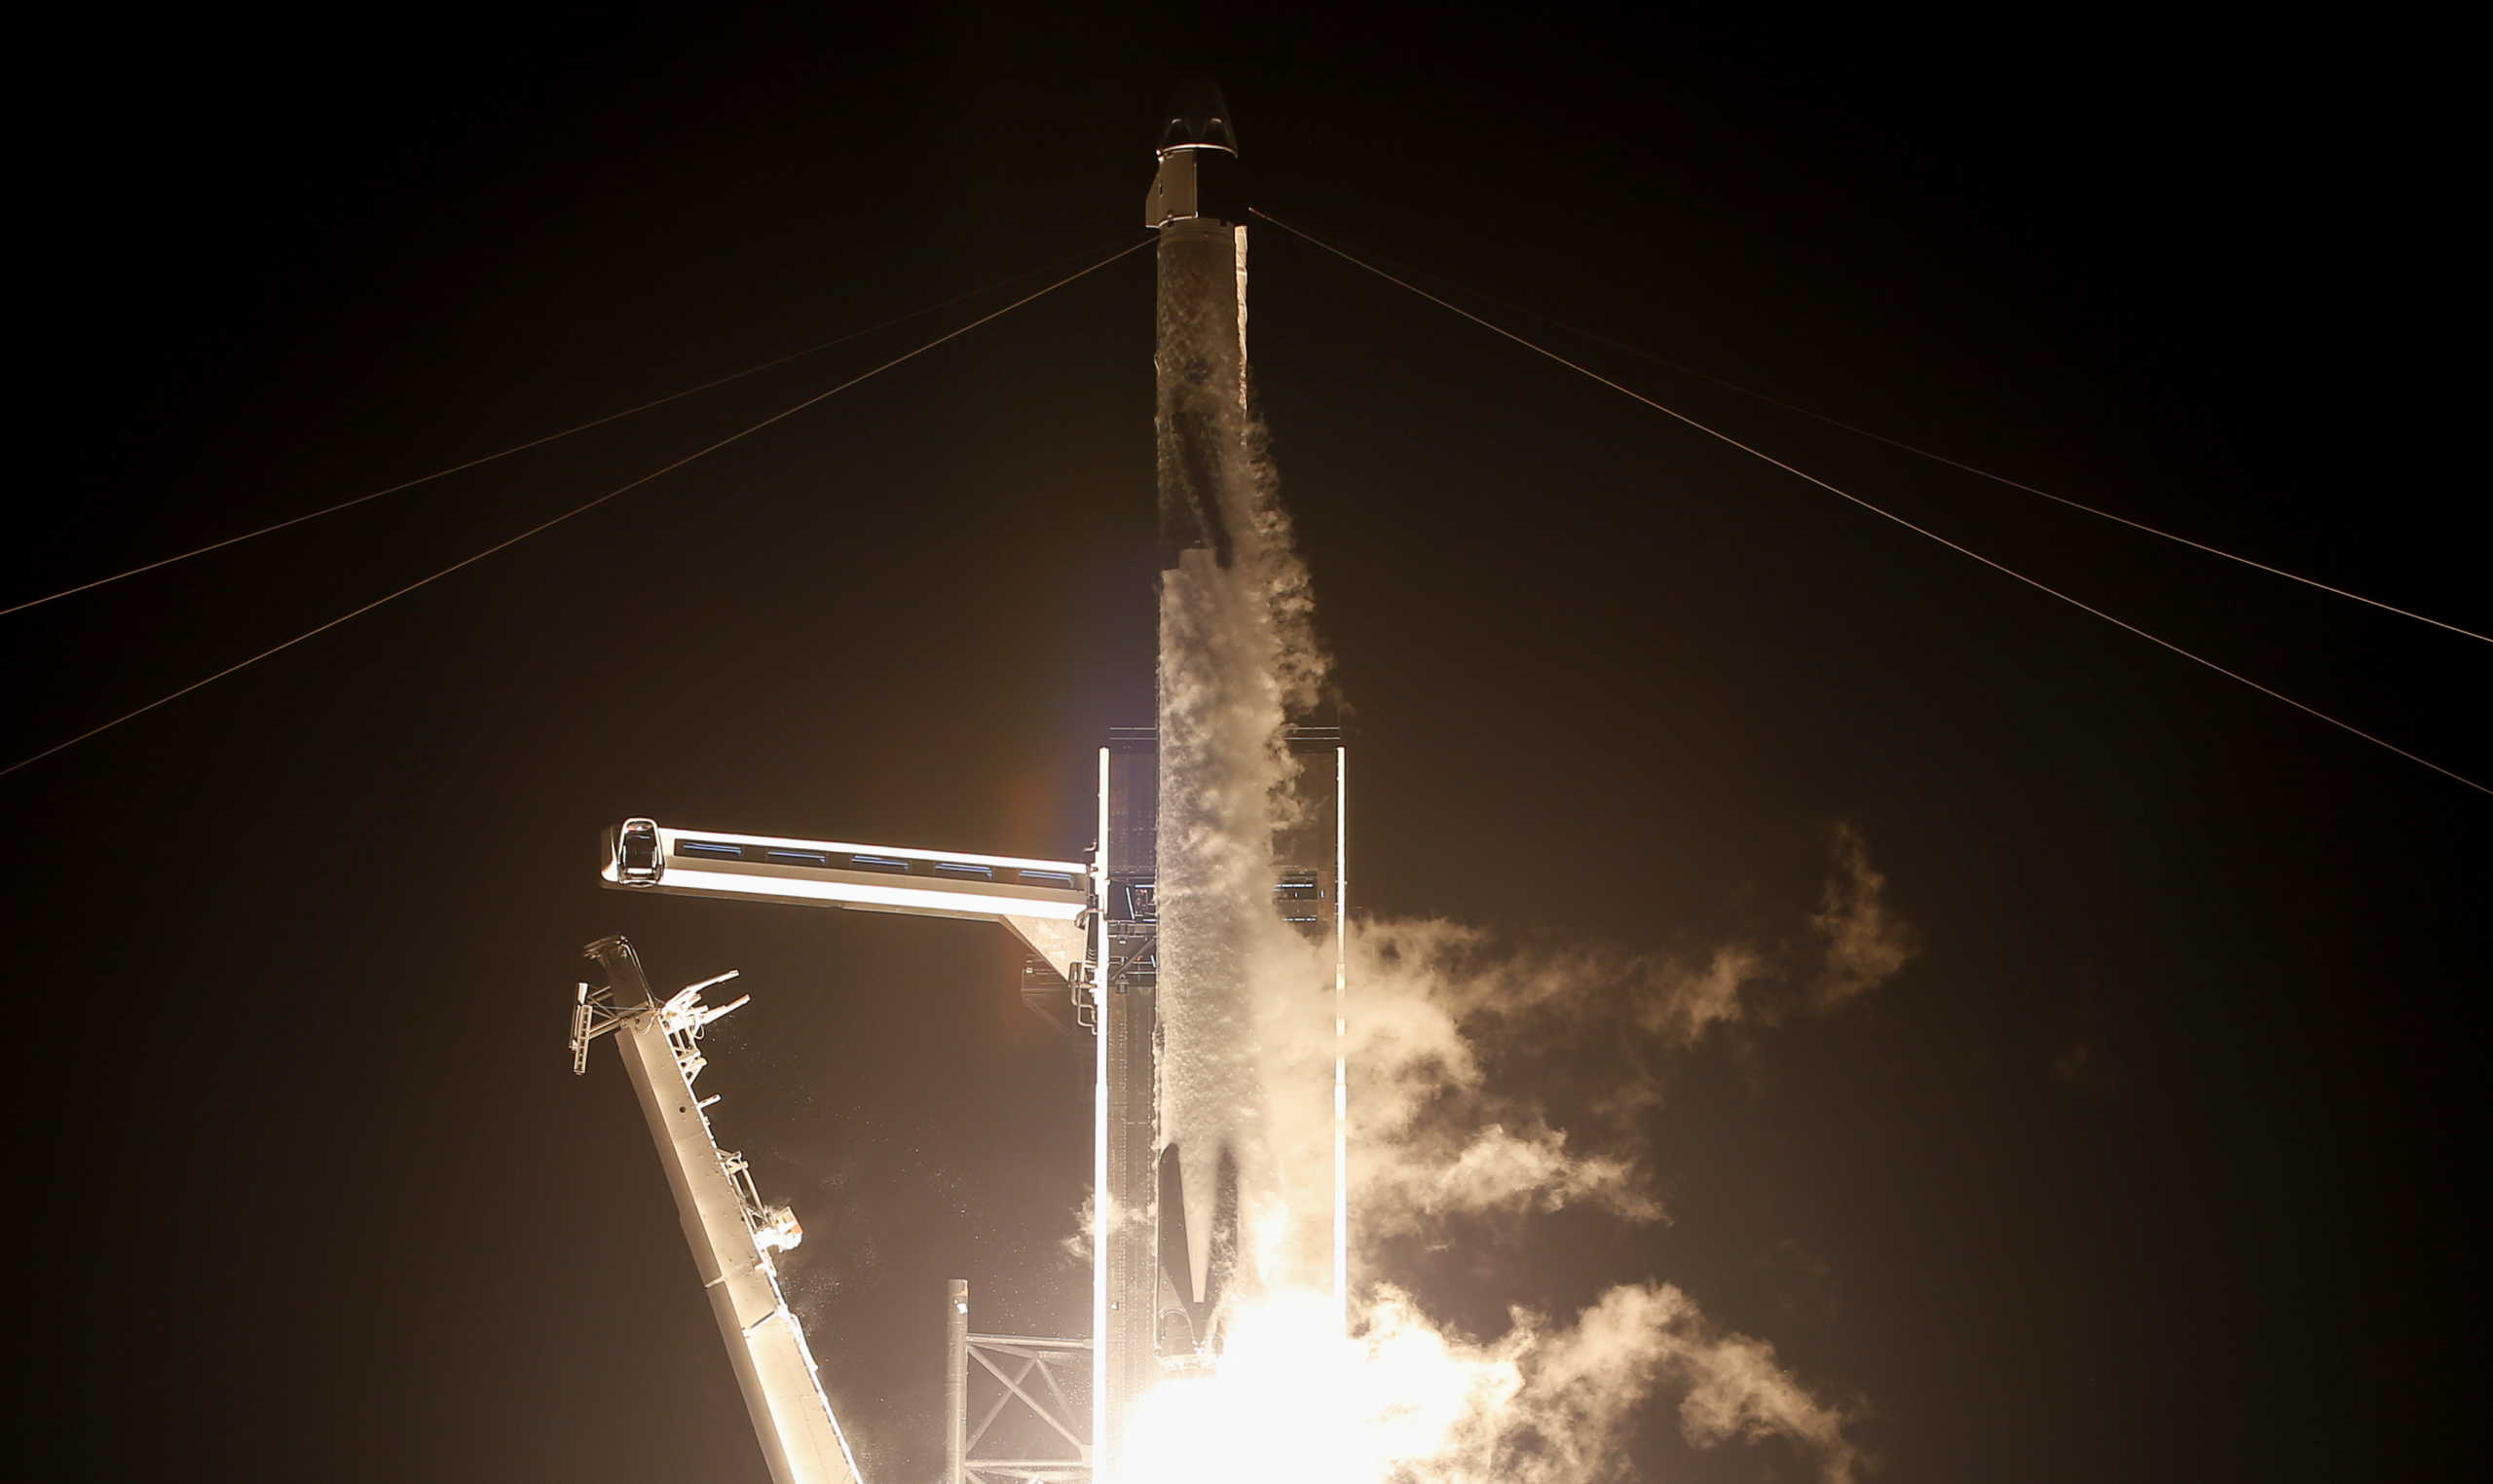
[5,236,1151,619]
[1254,211,2486,646]
[1,238,1153,780]
[1253,208,2487,798]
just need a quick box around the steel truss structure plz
[946,1280,1094,1484]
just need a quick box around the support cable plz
[5,236,1149,620]
[1,239,1152,781]
[1257,211,2485,647]
[1254,208,2487,798]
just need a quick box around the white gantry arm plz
[600,818,1094,981]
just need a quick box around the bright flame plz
[1119,1264,1866,1484]
[1123,1284,1517,1484]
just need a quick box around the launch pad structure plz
[571,87,1349,1484]
[570,939,867,1484]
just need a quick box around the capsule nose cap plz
[1159,77,1238,155]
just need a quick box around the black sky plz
[13,5,2483,1481]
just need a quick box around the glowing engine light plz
[1120,1283,1519,1484]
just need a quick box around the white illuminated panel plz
[650,866,1086,921]
[1093,747,1113,1471]
[601,821,1090,915]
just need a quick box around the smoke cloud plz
[1134,458,1901,1477]
[1138,261,1898,1474]
[1128,1277,1860,1484]
[1296,837,1913,1248]
[1814,823,1916,1008]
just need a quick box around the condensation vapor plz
[1154,223,1326,1302]
[1145,232,1900,1481]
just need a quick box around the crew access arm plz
[601,818,1094,987]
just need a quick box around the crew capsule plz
[1145,78,1246,228]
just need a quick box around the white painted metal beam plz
[600,819,1094,980]
[583,940,865,1484]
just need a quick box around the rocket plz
[1079,84,1284,1468]
[1143,78,1256,1373]
[1142,73,1346,1377]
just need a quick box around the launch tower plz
[577,83,1344,1484]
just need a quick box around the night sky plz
[15,6,2482,1481]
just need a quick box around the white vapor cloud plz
[1131,270,1895,1478]
[1814,822,1916,1007]
[1130,1279,1861,1484]
[1312,835,1914,1249]
[1173,803,1902,1481]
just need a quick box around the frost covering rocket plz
[1145,78,1335,1367]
